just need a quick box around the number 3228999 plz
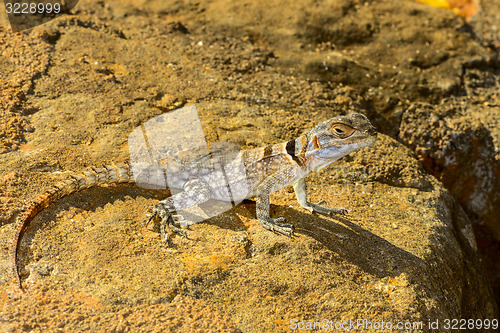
[5,2,61,14]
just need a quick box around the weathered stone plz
[0,0,498,330]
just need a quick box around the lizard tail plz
[12,163,132,290]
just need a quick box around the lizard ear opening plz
[312,135,322,149]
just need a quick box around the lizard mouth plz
[315,132,376,160]
[345,131,377,146]
[367,132,377,143]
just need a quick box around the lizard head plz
[304,113,377,171]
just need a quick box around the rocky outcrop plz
[399,103,499,237]
[0,0,498,331]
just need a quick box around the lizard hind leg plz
[146,201,188,243]
[160,211,187,242]
[146,178,213,243]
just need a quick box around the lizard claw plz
[145,212,157,227]
[160,214,188,243]
[258,217,294,238]
[311,201,348,217]
[337,208,348,215]
[147,203,189,243]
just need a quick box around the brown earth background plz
[0,0,499,332]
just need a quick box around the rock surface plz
[0,0,498,331]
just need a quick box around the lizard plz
[12,112,377,290]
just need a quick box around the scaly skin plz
[12,113,376,290]
[12,163,132,290]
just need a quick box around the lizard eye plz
[330,124,355,138]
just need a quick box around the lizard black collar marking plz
[286,139,304,167]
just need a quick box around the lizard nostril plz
[365,128,377,136]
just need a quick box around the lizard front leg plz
[293,178,347,216]
[254,166,299,237]
[256,192,294,237]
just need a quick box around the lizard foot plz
[310,200,347,216]
[160,213,188,243]
[258,217,294,237]
[146,203,188,243]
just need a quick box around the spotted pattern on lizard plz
[12,112,377,290]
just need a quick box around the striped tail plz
[12,163,133,290]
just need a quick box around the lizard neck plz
[284,134,340,172]
[302,131,348,172]
[284,135,308,170]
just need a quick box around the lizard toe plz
[145,211,158,227]
[259,218,295,238]
[158,211,189,243]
